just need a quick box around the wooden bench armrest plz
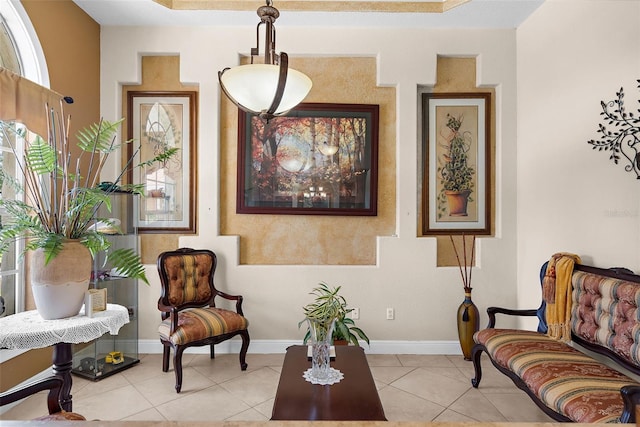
[486,307,539,328]
[620,385,640,423]
[0,376,64,415]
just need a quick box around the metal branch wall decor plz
[587,80,640,180]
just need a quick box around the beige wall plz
[21,0,99,139]
[516,0,640,328]
[10,0,635,353]
[122,56,198,264]
[0,347,52,392]
[220,57,396,265]
[418,56,496,267]
[21,0,100,312]
[101,24,520,347]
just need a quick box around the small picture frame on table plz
[84,288,107,318]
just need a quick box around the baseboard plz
[139,339,463,355]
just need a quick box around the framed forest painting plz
[237,103,379,216]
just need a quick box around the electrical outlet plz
[351,307,360,320]
[386,307,394,320]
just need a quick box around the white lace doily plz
[0,304,129,350]
[303,367,344,385]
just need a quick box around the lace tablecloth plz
[0,304,129,349]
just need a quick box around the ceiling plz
[153,0,473,13]
[72,0,545,28]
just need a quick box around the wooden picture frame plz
[237,103,379,216]
[127,91,197,233]
[422,93,491,235]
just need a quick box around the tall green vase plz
[457,288,480,360]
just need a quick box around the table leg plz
[51,343,73,412]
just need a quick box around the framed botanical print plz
[422,92,491,235]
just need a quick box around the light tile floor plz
[3,352,555,422]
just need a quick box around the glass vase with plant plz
[299,282,369,346]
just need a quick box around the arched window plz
[0,0,49,316]
[0,15,21,73]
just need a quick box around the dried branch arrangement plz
[450,234,476,292]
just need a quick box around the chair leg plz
[210,344,215,359]
[162,343,170,373]
[239,330,250,371]
[471,344,484,388]
[173,346,186,393]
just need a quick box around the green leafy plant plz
[437,114,475,218]
[0,104,177,284]
[299,282,370,346]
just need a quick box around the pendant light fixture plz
[218,0,312,121]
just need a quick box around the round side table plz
[0,304,129,411]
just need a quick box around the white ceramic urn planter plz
[31,240,92,320]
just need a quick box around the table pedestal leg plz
[51,343,73,412]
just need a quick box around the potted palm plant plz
[0,103,176,319]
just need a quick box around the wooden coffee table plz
[271,345,386,421]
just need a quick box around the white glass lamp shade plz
[219,63,312,117]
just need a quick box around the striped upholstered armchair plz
[157,248,250,393]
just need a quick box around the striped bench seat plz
[474,328,639,423]
[471,263,640,423]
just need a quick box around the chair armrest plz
[158,301,171,318]
[215,291,245,316]
[620,385,640,423]
[486,307,539,328]
[0,376,64,415]
[158,290,246,320]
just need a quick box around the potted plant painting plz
[437,113,475,218]
[0,103,176,319]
